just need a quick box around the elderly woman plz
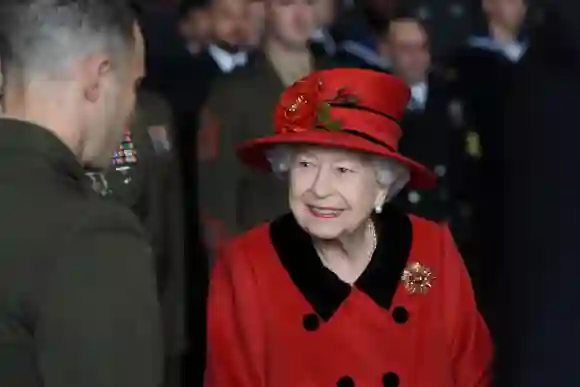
[205,68,492,387]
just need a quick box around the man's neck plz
[263,38,313,86]
[3,87,82,159]
[489,21,518,43]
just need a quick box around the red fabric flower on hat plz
[275,77,362,134]
[275,77,323,134]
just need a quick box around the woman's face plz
[288,146,388,240]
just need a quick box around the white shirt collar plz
[467,36,527,63]
[311,28,326,42]
[408,81,428,111]
[311,28,337,56]
[501,41,526,62]
[207,44,248,73]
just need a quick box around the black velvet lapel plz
[357,205,413,309]
[269,205,413,321]
[270,212,351,321]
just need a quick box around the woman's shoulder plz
[227,222,272,251]
[406,213,463,269]
[407,213,446,239]
[215,221,276,270]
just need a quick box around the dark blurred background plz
[96,0,553,385]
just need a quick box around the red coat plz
[205,205,492,387]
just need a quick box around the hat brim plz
[237,131,437,189]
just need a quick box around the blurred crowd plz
[121,0,532,384]
[7,0,580,386]
[0,0,531,385]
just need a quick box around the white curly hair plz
[265,145,411,202]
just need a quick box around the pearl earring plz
[374,204,382,214]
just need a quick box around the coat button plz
[392,306,409,324]
[382,372,400,387]
[302,313,319,331]
[336,376,355,387]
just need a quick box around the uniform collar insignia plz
[269,205,412,321]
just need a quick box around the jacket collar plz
[246,50,336,97]
[270,204,412,320]
[207,44,248,73]
[0,118,87,184]
[467,35,528,62]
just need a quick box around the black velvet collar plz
[270,205,413,321]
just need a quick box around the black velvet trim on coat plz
[269,204,413,321]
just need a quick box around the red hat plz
[237,68,436,189]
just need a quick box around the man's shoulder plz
[0,178,147,253]
[62,201,153,270]
[0,179,152,298]
[48,199,154,290]
[71,201,148,252]
[73,198,145,236]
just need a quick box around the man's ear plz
[82,55,111,103]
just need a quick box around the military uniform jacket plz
[85,90,186,359]
[0,119,162,387]
[197,51,335,254]
[205,205,492,387]
[395,71,465,224]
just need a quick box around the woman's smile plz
[307,205,344,218]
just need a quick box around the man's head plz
[178,1,212,53]
[209,0,248,52]
[383,18,430,85]
[0,0,144,169]
[264,0,316,50]
[482,0,527,32]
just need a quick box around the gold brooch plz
[401,262,435,294]
[286,95,307,113]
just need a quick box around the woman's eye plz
[337,167,352,174]
[298,161,311,168]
